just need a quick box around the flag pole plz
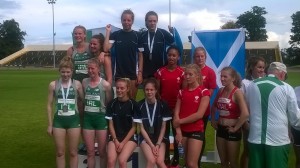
[169,0,171,26]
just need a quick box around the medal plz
[147,28,157,61]
[149,126,154,134]
[63,105,68,112]
[146,100,157,135]
[61,79,71,113]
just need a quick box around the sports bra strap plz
[228,87,238,99]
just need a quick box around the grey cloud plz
[0,0,20,9]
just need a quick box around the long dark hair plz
[245,56,266,80]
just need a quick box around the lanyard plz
[61,79,71,105]
[145,100,157,127]
[147,27,157,60]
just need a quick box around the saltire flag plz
[171,27,184,65]
[191,29,246,88]
[191,29,246,119]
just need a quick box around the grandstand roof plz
[183,41,280,50]
[26,44,70,51]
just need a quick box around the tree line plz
[0,6,300,65]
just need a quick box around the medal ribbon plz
[145,100,157,127]
[61,79,71,106]
[147,27,157,60]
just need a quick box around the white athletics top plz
[246,74,300,146]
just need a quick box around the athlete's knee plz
[56,150,65,158]
[69,150,78,158]
[186,161,198,168]
[86,149,95,157]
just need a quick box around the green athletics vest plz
[54,79,78,116]
[72,44,91,79]
[83,78,106,113]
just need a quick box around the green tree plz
[0,19,26,60]
[286,11,300,65]
[220,20,238,29]
[236,6,268,41]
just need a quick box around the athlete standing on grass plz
[82,58,112,168]
[211,67,249,168]
[173,64,210,168]
[134,78,172,168]
[240,56,266,168]
[105,78,138,168]
[104,9,143,99]
[154,45,184,167]
[193,46,217,167]
[47,57,84,168]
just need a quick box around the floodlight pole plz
[47,0,56,68]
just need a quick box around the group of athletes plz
[46,8,300,168]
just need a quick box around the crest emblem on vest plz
[194,96,199,102]
[177,77,180,83]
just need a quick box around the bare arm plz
[137,52,143,84]
[108,119,117,140]
[229,90,249,132]
[103,80,112,106]
[66,47,73,58]
[179,96,209,125]
[104,56,113,85]
[104,24,113,52]
[76,80,84,101]
[47,81,55,136]
[157,121,166,145]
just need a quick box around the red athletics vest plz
[216,87,240,119]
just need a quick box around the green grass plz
[0,68,299,168]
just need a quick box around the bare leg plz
[118,141,137,168]
[157,143,167,168]
[67,128,81,168]
[83,129,96,168]
[217,137,229,168]
[227,140,240,168]
[140,142,156,168]
[185,138,203,168]
[53,128,66,168]
[107,141,118,168]
[96,130,108,168]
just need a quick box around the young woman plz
[154,45,184,167]
[240,56,265,168]
[105,78,138,168]
[82,58,112,168]
[141,10,174,79]
[134,78,172,168]
[47,57,84,168]
[193,46,217,166]
[173,64,210,168]
[211,66,249,168]
[89,34,113,85]
[67,25,92,82]
[104,9,143,99]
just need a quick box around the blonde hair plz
[116,78,132,99]
[185,64,202,85]
[59,56,73,70]
[87,58,101,69]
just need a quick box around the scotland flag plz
[191,29,246,88]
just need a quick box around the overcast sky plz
[0,0,299,48]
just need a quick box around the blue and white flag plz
[172,27,183,65]
[191,29,246,88]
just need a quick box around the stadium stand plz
[0,45,69,67]
[0,41,281,68]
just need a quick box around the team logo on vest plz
[203,76,207,82]
[177,77,180,83]
[194,96,199,103]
